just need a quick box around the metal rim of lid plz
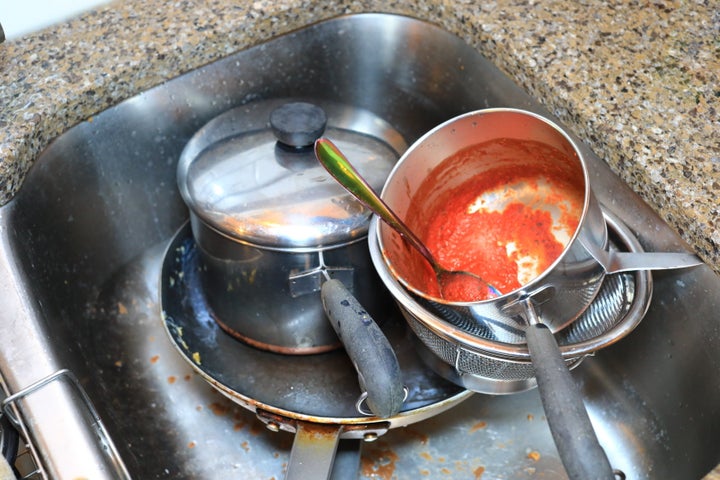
[177,98,407,251]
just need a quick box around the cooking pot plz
[376,108,608,332]
[176,99,407,354]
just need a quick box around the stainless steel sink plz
[1,13,719,480]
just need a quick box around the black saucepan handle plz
[321,279,405,418]
[525,320,616,480]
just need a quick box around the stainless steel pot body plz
[375,108,608,333]
[176,98,404,355]
[191,215,391,355]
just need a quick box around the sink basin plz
[1,13,719,479]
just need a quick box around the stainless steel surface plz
[585,247,703,274]
[286,423,340,480]
[191,214,387,353]
[0,13,718,479]
[1,369,129,479]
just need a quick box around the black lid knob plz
[270,102,327,148]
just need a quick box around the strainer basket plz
[369,209,652,394]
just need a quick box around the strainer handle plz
[525,321,616,480]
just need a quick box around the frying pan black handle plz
[525,322,616,480]
[320,278,405,418]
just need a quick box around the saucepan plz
[372,109,700,325]
[377,109,609,331]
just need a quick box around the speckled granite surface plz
[0,0,719,477]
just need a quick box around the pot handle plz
[523,302,616,480]
[321,278,405,418]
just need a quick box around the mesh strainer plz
[369,209,652,395]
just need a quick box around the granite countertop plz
[0,0,718,477]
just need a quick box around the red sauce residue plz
[361,441,399,480]
[150,355,160,364]
[401,138,584,302]
[167,376,177,384]
[474,466,486,478]
[469,421,488,432]
[209,402,230,416]
[249,421,264,436]
[233,412,248,431]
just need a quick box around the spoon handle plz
[314,138,433,261]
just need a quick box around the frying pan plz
[160,224,472,479]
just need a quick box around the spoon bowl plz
[314,138,501,301]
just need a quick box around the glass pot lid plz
[177,99,406,251]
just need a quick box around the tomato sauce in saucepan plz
[401,138,584,302]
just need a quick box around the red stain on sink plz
[528,451,541,462]
[361,441,398,479]
[469,420,487,432]
[233,413,248,431]
[209,402,230,416]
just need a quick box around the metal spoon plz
[314,138,501,301]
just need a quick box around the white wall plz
[1,0,112,40]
